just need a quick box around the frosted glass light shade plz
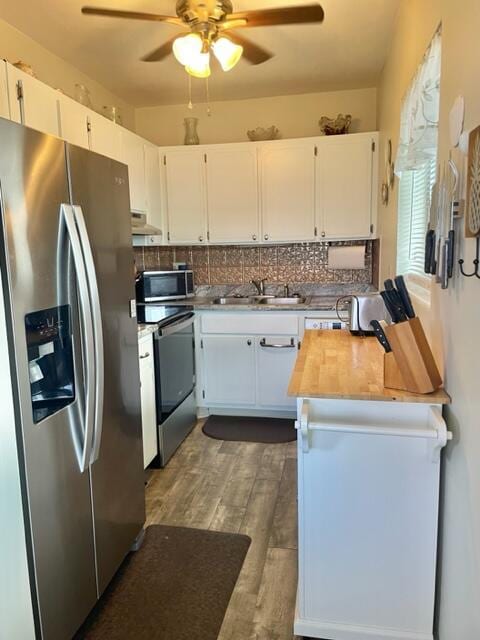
[185,52,211,78]
[173,33,203,66]
[212,37,243,71]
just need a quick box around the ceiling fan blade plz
[226,3,324,28]
[81,7,186,27]
[141,38,176,62]
[224,33,273,65]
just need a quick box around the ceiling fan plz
[82,1,325,78]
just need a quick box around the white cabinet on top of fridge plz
[206,144,259,243]
[164,148,207,244]
[58,93,90,149]
[0,60,10,119]
[121,129,147,213]
[87,110,123,162]
[259,140,316,242]
[6,62,60,137]
[316,132,378,239]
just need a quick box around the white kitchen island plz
[288,330,451,640]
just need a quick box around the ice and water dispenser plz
[25,305,75,423]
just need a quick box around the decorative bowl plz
[319,114,352,136]
[247,126,280,142]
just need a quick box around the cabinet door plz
[121,130,146,212]
[144,144,163,231]
[256,336,298,409]
[206,146,259,243]
[87,111,123,162]
[0,61,9,119]
[317,135,374,239]
[164,150,206,244]
[260,141,316,242]
[203,336,256,405]
[58,95,90,149]
[6,64,60,136]
[139,335,157,468]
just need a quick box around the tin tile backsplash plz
[134,240,377,287]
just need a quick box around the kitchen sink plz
[212,295,307,306]
[260,297,307,305]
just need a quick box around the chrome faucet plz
[283,282,291,297]
[251,278,267,295]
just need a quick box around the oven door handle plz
[155,313,195,337]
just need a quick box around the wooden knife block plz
[383,317,442,394]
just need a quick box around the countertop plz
[288,329,451,404]
[163,295,345,312]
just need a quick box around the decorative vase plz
[184,117,200,145]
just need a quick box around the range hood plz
[131,212,161,236]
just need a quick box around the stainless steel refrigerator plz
[0,118,145,640]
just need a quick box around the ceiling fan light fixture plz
[185,51,211,78]
[212,36,243,72]
[172,33,203,66]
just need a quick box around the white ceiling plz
[0,0,400,107]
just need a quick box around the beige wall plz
[377,2,480,638]
[135,87,377,146]
[0,17,135,129]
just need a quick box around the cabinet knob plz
[264,234,269,241]
[247,339,252,346]
[252,234,257,241]
[139,352,150,359]
[198,235,204,242]
[321,231,326,238]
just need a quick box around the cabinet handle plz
[139,352,150,359]
[198,235,204,242]
[264,234,269,241]
[321,231,326,238]
[252,234,257,241]
[259,338,295,349]
[247,339,252,346]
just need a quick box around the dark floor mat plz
[74,525,251,640]
[202,414,296,443]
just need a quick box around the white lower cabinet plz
[203,336,256,406]
[257,336,298,409]
[198,313,300,413]
[138,334,157,468]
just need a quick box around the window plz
[395,28,441,292]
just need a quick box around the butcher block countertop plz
[288,330,451,404]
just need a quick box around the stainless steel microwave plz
[136,270,194,302]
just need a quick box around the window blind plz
[396,160,436,277]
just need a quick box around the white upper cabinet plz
[206,145,259,243]
[57,94,90,149]
[316,133,377,239]
[0,61,10,119]
[87,111,123,162]
[144,144,163,231]
[260,140,316,242]
[121,129,147,212]
[164,149,207,244]
[6,64,60,137]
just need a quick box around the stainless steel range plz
[137,304,196,467]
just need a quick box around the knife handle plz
[380,290,399,323]
[394,275,415,319]
[424,229,435,274]
[447,229,455,279]
[370,320,392,353]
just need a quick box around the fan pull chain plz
[206,77,211,116]
[188,75,193,110]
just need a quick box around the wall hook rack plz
[458,236,480,278]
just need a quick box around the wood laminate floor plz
[145,421,302,640]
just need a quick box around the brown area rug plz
[74,525,251,640]
[202,415,296,443]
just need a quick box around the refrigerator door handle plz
[72,205,105,465]
[61,204,95,472]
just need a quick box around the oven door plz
[139,271,188,302]
[154,313,195,422]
